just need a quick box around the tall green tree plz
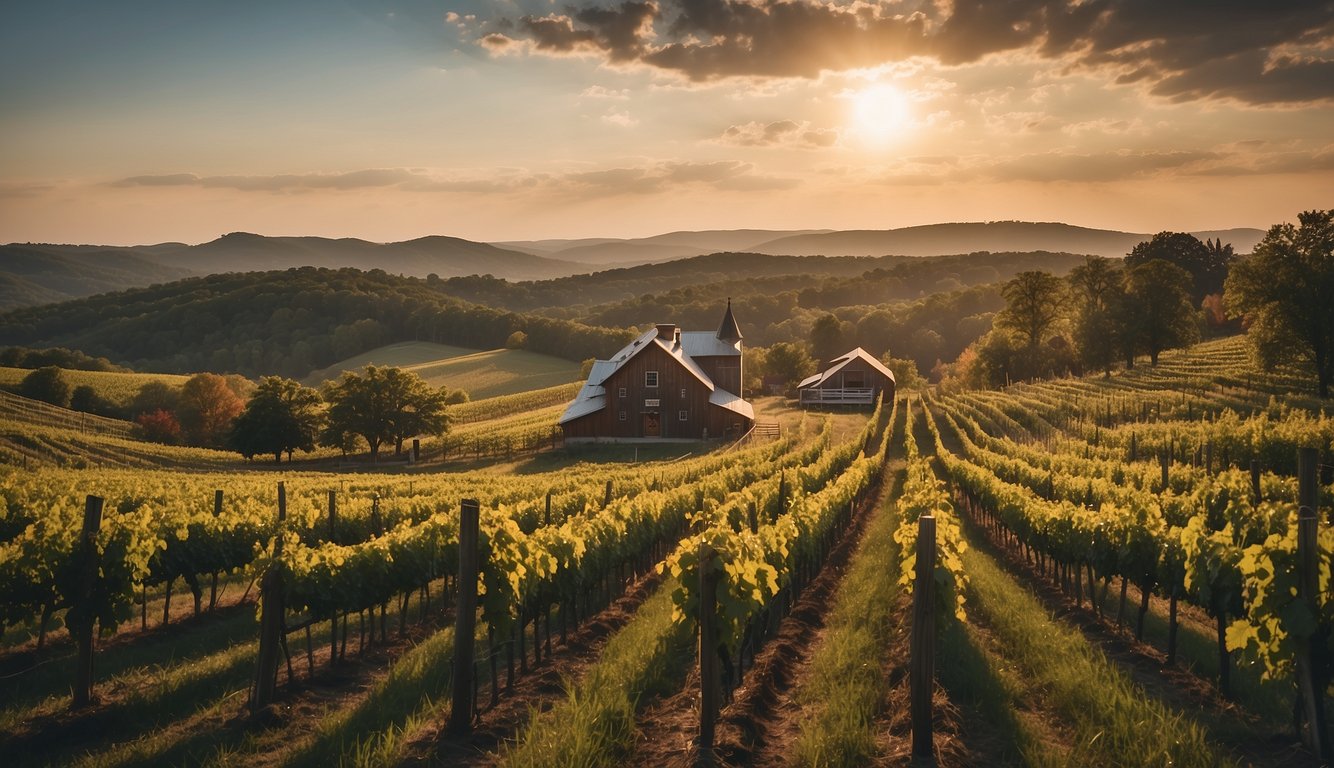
[1126,231,1233,304]
[320,365,448,459]
[995,270,1066,380]
[1226,209,1334,397]
[228,377,324,463]
[763,342,816,389]
[809,313,852,365]
[1068,257,1125,376]
[1124,259,1199,366]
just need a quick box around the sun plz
[848,84,913,145]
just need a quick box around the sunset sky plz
[2,0,1331,245]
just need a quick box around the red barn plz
[559,303,754,441]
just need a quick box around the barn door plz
[642,412,660,437]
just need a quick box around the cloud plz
[113,169,421,192]
[109,161,798,198]
[717,120,839,148]
[601,108,640,127]
[483,0,1334,105]
[581,85,630,99]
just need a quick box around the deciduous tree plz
[178,373,245,447]
[1124,259,1199,366]
[1226,209,1334,397]
[18,366,70,407]
[228,376,324,463]
[320,365,448,460]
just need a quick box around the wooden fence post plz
[698,543,721,763]
[603,479,613,509]
[447,498,481,736]
[71,494,104,709]
[250,482,287,713]
[911,515,937,761]
[545,492,552,526]
[1296,449,1329,758]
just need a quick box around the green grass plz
[499,580,694,768]
[791,419,904,766]
[958,535,1233,768]
[303,342,580,399]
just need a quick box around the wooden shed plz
[559,302,754,441]
[797,348,895,408]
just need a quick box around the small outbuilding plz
[797,347,896,408]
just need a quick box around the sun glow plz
[848,84,913,145]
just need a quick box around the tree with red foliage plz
[135,409,182,444]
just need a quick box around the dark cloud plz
[484,0,1334,105]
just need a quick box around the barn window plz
[645,371,659,387]
[678,410,688,421]
[619,387,627,398]
[680,388,686,398]
[618,410,627,421]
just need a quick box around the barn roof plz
[797,347,897,389]
[680,331,740,358]
[709,388,755,420]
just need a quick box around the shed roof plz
[797,347,897,389]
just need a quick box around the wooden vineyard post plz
[545,491,552,526]
[1160,452,1170,493]
[71,494,104,709]
[698,543,721,763]
[251,482,288,714]
[1251,459,1262,505]
[327,490,337,542]
[911,515,937,762]
[1296,449,1329,758]
[447,499,481,736]
[412,438,420,463]
[210,489,223,610]
[603,479,613,508]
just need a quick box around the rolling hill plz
[496,229,831,266]
[0,244,195,309]
[0,234,595,310]
[749,221,1266,258]
[303,341,581,399]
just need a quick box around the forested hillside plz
[0,268,632,378]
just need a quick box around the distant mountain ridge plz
[0,233,592,310]
[0,222,1268,310]
[747,221,1265,259]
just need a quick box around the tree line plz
[950,211,1334,396]
[0,267,633,379]
[14,363,463,462]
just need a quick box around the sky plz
[1,0,1331,245]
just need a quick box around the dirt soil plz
[401,568,666,767]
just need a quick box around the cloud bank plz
[482,0,1334,105]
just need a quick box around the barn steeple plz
[716,298,742,344]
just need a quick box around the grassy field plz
[303,341,581,399]
[0,367,189,407]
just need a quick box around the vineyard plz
[1,334,1332,767]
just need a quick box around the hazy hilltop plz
[151,232,591,280]
[0,222,1268,311]
[751,221,1266,258]
[496,229,832,265]
[0,244,194,308]
[0,233,592,310]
